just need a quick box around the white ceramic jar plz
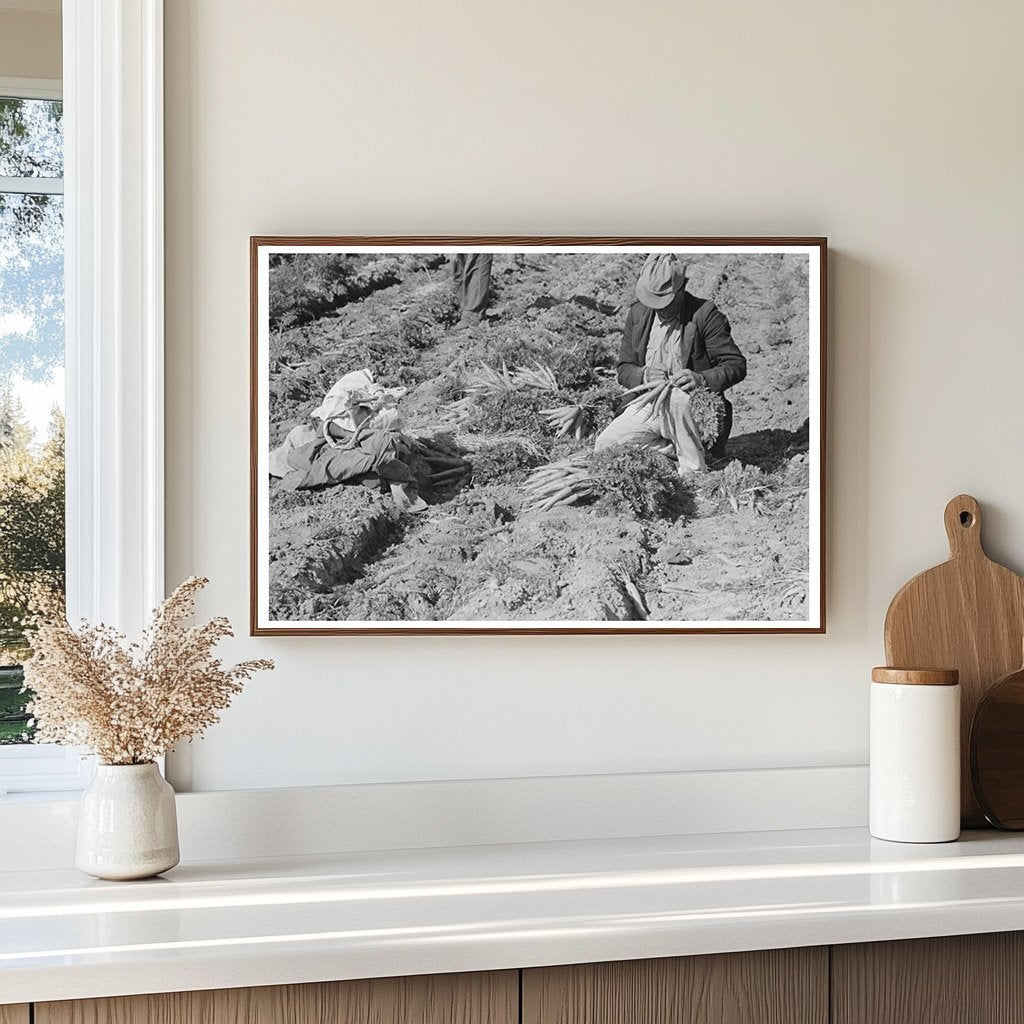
[76,762,180,880]
[870,667,961,843]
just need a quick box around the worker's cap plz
[635,254,686,309]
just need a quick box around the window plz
[0,79,81,795]
[0,5,167,798]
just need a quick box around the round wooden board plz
[971,664,1024,829]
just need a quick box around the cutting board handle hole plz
[960,511,974,527]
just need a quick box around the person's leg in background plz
[452,253,467,310]
[454,253,492,326]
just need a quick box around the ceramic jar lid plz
[871,667,959,686]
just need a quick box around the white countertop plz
[4,826,1024,1004]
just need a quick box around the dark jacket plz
[616,293,747,393]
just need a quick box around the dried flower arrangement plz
[23,577,273,765]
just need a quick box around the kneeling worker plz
[595,254,747,472]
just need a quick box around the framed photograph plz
[251,237,826,635]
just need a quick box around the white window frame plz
[0,0,165,797]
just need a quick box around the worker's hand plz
[644,366,670,383]
[670,369,704,393]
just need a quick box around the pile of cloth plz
[268,369,426,512]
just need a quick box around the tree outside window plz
[0,94,65,744]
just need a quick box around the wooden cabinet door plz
[35,971,517,1024]
[523,948,828,1024]
[0,1007,29,1024]
[832,932,1024,1024]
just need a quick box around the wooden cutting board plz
[884,494,1024,826]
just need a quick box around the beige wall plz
[164,0,1024,791]
[0,8,60,80]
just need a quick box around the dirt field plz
[265,251,812,624]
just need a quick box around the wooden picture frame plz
[251,237,827,635]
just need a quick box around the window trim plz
[0,0,165,796]
[0,77,63,194]
[0,76,62,102]
[64,0,165,636]
[0,175,63,195]
[0,744,92,796]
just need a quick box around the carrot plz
[620,381,658,399]
[627,381,667,415]
[426,455,469,468]
[525,477,589,497]
[652,382,673,420]
[535,486,580,510]
[527,468,583,485]
[431,467,468,483]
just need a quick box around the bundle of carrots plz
[621,380,726,448]
[620,378,674,420]
[412,438,471,487]
[522,454,596,512]
[538,403,588,440]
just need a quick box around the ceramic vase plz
[76,762,180,880]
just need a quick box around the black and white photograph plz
[251,239,825,634]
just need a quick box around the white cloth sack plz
[311,368,407,432]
